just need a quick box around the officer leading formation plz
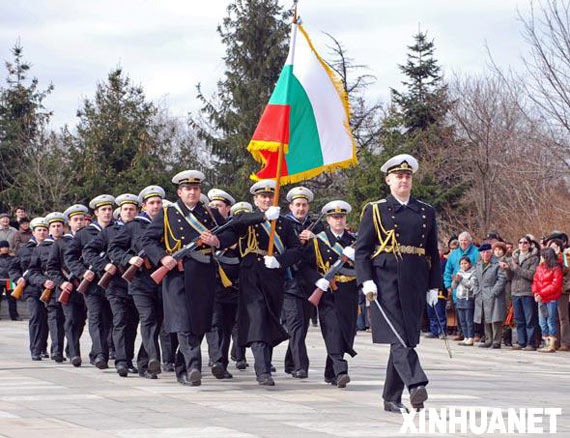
[6,153,442,413]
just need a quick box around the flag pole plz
[267,0,298,256]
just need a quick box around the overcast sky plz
[0,0,530,130]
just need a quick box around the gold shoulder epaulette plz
[360,199,386,220]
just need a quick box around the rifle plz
[97,264,116,289]
[151,218,234,285]
[121,250,149,283]
[57,269,77,305]
[308,243,355,307]
[76,265,94,295]
[40,286,54,304]
[10,270,29,300]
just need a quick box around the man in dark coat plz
[84,193,141,377]
[47,204,89,367]
[9,217,50,360]
[204,188,242,380]
[107,185,168,379]
[230,179,302,386]
[302,200,358,388]
[355,154,441,414]
[64,194,115,369]
[28,212,67,362]
[282,186,325,379]
[0,240,19,320]
[140,170,236,387]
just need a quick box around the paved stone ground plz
[0,316,568,437]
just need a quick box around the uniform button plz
[394,224,398,228]
[327,249,331,253]
[422,207,425,211]
[178,219,182,223]
[396,233,400,237]
[422,215,426,219]
[180,227,184,230]
[423,224,426,228]
[421,234,425,238]
[181,236,185,240]
[391,216,396,219]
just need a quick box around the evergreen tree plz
[346,31,466,220]
[191,0,291,199]
[69,68,172,201]
[0,43,54,210]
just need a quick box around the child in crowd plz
[453,256,476,346]
[532,248,564,353]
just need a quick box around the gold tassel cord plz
[163,206,181,255]
[371,203,401,260]
[313,238,330,275]
[218,265,233,288]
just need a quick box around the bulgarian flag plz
[247,21,357,183]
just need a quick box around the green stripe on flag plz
[269,66,324,174]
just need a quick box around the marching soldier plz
[302,200,358,388]
[231,180,302,386]
[28,212,66,362]
[140,170,236,386]
[355,154,441,413]
[107,185,167,379]
[65,194,115,369]
[282,186,325,379]
[229,201,254,370]
[205,188,239,379]
[83,193,141,377]
[9,217,49,360]
[47,204,89,367]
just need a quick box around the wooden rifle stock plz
[58,288,70,305]
[122,251,147,283]
[40,287,54,304]
[122,264,139,283]
[308,287,325,307]
[11,278,25,300]
[151,265,171,285]
[76,268,94,295]
[97,269,115,289]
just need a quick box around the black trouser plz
[46,301,65,357]
[324,353,348,379]
[84,292,112,362]
[207,301,238,369]
[2,290,19,319]
[133,293,162,371]
[230,322,246,362]
[283,293,312,373]
[61,297,86,359]
[108,294,140,367]
[26,296,48,356]
[175,332,203,378]
[382,343,428,403]
[160,327,178,365]
[251,341,273,377]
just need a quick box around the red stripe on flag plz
[255,149,289,180]
[251,104,290,143]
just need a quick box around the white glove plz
[426,289,439,307]
[362,280,378,302]
[342,246,355,261]
[315,278,330,291]
[264,206,281,221]
[264,255,281,269]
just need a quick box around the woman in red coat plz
[532,248,563,353]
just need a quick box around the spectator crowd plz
[428,230,570,353]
